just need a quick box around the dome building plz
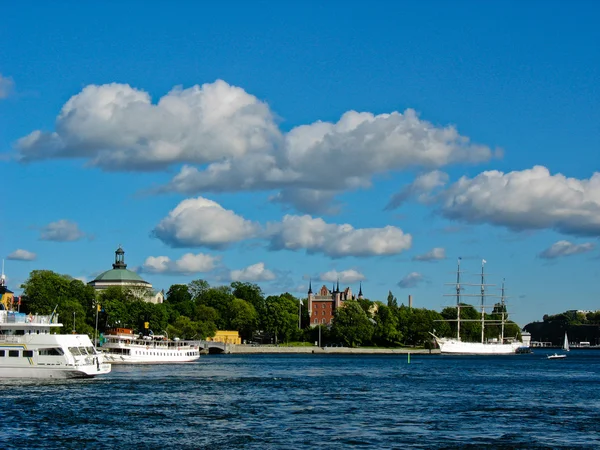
[88,247,164,304]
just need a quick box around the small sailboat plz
[547,332,569,359]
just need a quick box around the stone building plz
[88,247,164,304]
[307,280,364,326]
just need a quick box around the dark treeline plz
[19,270,521,348]
[524,310,600,346]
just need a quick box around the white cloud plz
[413,247,446,262]
[16,80,494,213]
[398,272,424,288]
[0,74,14,99]
[539,240,595,259]
[319,269,365,283]
[40,220,85,242]
[386,170,449,210]
[17,80,280,170]
[153,197,260,248]
[435,166,600,236]
[142,252,220,274]
[267,214,412,258]
[230,262,276,282]
[7,249,37,261]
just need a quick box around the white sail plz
[564,332,570,352]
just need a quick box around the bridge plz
[197,340,230,354]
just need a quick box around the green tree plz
[264,293,300,344]
[230,298,258,340]
[165,284,194,319]
[373,304,402,346]
[332,300,374,347]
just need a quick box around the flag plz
[97,304,102,312]
[482,259,487,264]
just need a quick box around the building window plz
[322,319,326,324]
[314,319,318,324]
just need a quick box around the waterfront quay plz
[200,342,439,355]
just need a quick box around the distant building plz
[207,330,241,345]
[307,280,364,326]
[88,247,164,304]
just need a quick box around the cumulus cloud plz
[152,197,260,249]
[386,170,449,210]
[142,252,220,274]
[0,74,14,99]
[398,272,424,288]
[18,80,280,170]
[413,247,446,261]
[40,220,85,242]
[7,249,37,261]
[435,166,600,236]
[230,262,276,282]
[16,80,494,213]
[319,269,365,283]
[267,214,412,258]
[538,240,595,259]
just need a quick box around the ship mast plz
[456,257,461,340]
[480,259,486,344]
[500,278,506,343]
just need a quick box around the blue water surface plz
[1,349,599,449]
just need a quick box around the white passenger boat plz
[0,311,111,379]
[100,328,200,364]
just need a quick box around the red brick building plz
[307,280,363,326]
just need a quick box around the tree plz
[373,304,402,347]
[165,284,193,319]
[332,300,374,347]
[230,298,258,340]
[264,294,300,344]
[188,279,210,301]
[387,290,398,309]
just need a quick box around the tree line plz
[18,270,521,348]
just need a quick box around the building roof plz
[89,246,150,285]
[91,268,149,284]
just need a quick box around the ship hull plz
[0,363,111,379]
[434,337,522,355]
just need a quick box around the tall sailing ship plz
[430,258,526,355]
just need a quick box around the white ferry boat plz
[100,328,201,364]
[0,310,111,379]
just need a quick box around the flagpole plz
[94,303,99,347]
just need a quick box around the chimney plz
[408,295,413,309]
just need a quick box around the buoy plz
[407,352,411,364]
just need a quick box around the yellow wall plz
[207,330,241,345]
[1,292,14,310]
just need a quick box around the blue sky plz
[1,1,599,327]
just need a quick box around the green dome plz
[90,246,150,285]
[92,268,149,284]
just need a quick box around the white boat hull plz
[0,363,111,379]
[434,337,523,355]
[102,352,199,364]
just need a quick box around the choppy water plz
[1,350,600,449]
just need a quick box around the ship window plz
[9,350,19,357]
[0,350,4,357]
[69,347,82,356]
[23,351,33,358]
[15,330,25,335]
[39,348,63,356]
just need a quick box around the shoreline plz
[223,344,439,355]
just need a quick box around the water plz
[2,350,600,449]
